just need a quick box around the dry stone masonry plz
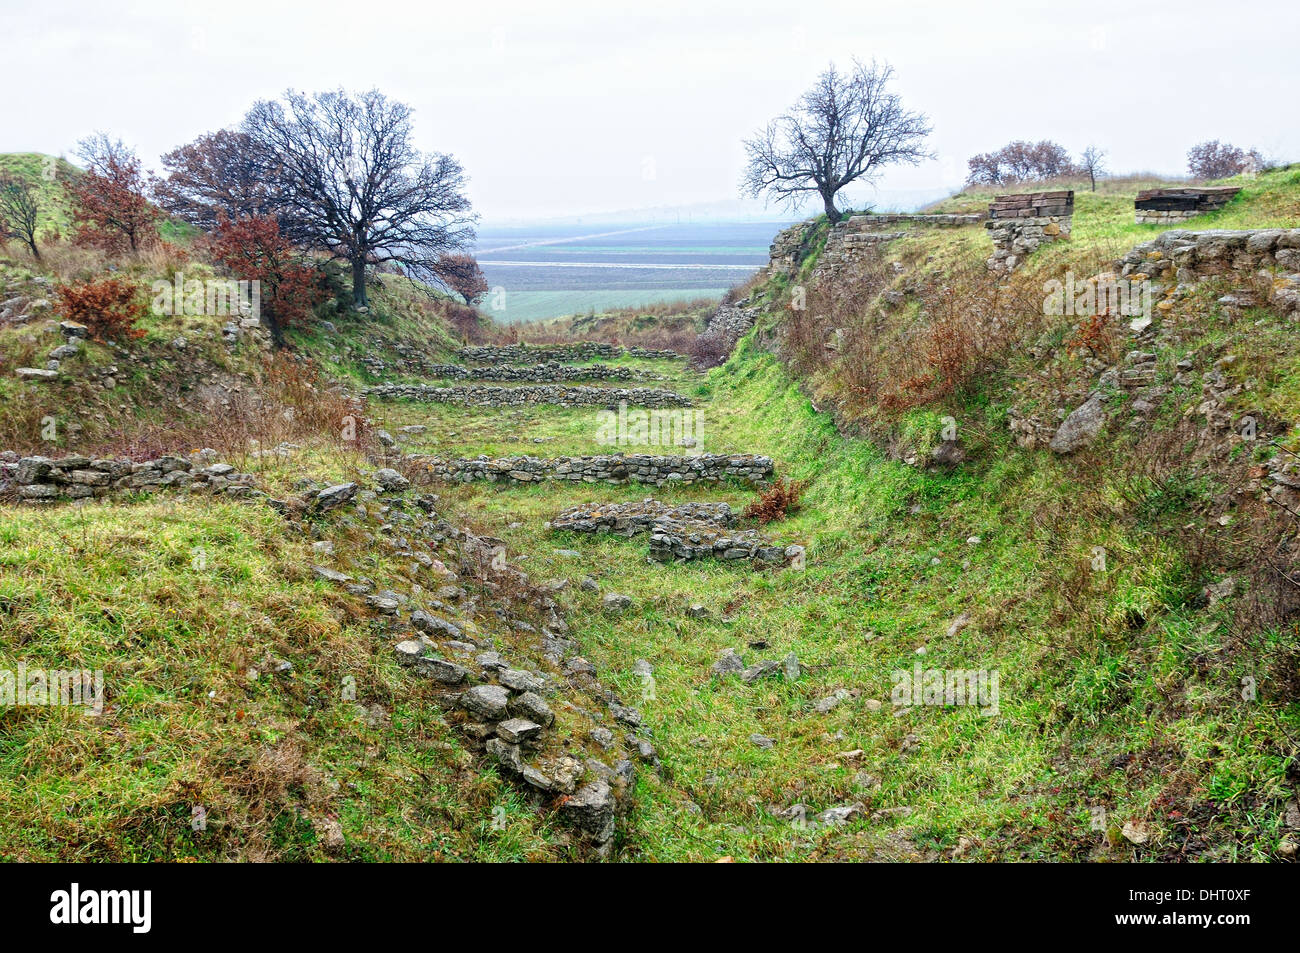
[768,213,982,279]
[304,488,641,854]
[364,382,694,408]
[550,499,736,535]
[419,361,656,383]
[550,499,805,568]
[1115,228,1300,315]
[985,190,1074,272]
[1014,227,1300,454]
[768,222,813,276]
[847,212,983,229]
[457,343,683,364]
[406,452,774,488]
[2,450,262,504]
[1134,187,1242,225]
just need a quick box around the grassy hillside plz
[2,164,1297,861]
[0,152,78,232]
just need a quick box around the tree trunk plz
[822,190,841,224]
[262,310,285,349]
[27,238,39,260]
[351,258,368,308]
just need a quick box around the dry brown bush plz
[743,477,809,523]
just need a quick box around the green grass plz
[402,341,1298,861]
[0,152,78,232]
[0,495,584,861]
[3,165,1298,862]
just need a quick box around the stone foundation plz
[1115,228,1300,316]
[1,450,261,504]
[550,500,736,535]
[846,212,983,229]
[421,361,654,383]
[364,383,694,408]
[985,190,1074,272]
[405,453,774,487]
[457,344,683,365]
[549,499,804,567]
[648,520,803,566]
[1135,187,1241,225]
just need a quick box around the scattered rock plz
[496,718,543,744]
[374,467,410,492]
[711,648,745,676]
[1049,397,1106,454]
[315,482,359,511]
[602,592,633,613]
[459,685,510,720]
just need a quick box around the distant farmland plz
[473,220,792,321]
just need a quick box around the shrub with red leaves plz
[55,277,147,341]
[211,214,325,346]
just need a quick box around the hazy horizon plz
[3,0,1295,223]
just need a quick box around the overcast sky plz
[2,0,1296,222]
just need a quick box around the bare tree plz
[1080,145,1107,192]
[153,129,284,232]
[0,174,42,259]
[242,88,476,308]
[742,60,932,223]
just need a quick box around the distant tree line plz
[965,138,1268,190]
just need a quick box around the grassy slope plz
[0,153,78,232]
[368,170,1300,861]
[3,165,1297,862]
[0,495,576,861]
[400,345,1295,861]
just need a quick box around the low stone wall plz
[406,452,774,487]
[457,344,684,365]
[1135,187,1241,225]
[364,383,694,408]
[846,213,983,229]
[627,347,684,360]
[814,225,904,280]
[549,498,803,567]
[1115,228,1300,317]
[768,214,983,278]
[768,222,814,276]
[421,361,651,383]
[1,450,262,504]
[648,520,803,566]
[550,500,736,535]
